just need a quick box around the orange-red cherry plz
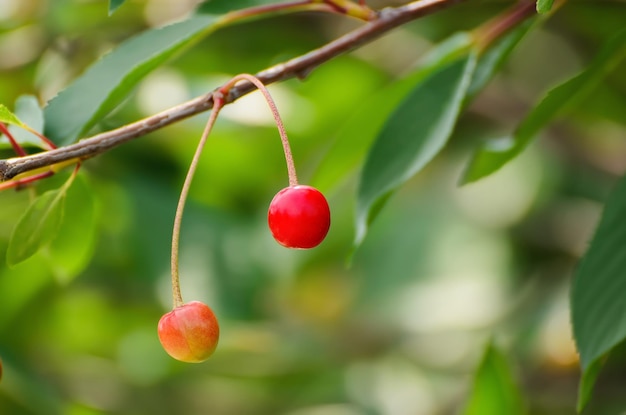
[157,301,219,363]
[268,185,331,249]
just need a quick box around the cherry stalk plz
[161,73,331,361]
[170,94,225,308]
[217,74,331,249]
[160,95,225,363]
[219,74,299,187]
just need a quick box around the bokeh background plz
[1,0,625,414]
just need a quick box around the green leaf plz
[312,32,473,192]
[0,96,48,150]
[462,28,626,185]
[109,0,126,15]
[7,95,46,149]
[463,342,525,415]
[197,0,276,14]
[354,52,477,246]
[571,173,626,411]
[577,357,605,412]
[0,104,25,127]
[0,255,53,331]
[7,187,68,267]
[44,174,98,284]
[43,15,217,145]
[536,0,555,14]
[467,20,534,98]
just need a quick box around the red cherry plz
[157,301,219,363]
[268,185,331,249]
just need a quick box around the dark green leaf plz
[7,187,68,267]
[44,15,217,145]
[536,0,555,14]
[462,28,626,185]
[463,342,525,415]
[355,52,477,246]
[109,0,126,15]
[572,173,626,410]
[197,0,276,15]
[312,32,473,192]
[577,357,605,412]
[467,20,534,98]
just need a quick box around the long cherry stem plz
[219,74,299,187]
[170,74,297,308]
[170,95,225,309]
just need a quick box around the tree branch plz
[0,0,466,181]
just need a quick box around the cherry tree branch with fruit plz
[0,0,538,184]
[0,0,541,366]
[6,0,626,412]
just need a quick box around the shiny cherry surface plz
[268,185,330,249]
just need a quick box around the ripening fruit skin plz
[268,185,331,249]
[157,301,219,363]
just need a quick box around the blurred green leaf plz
[312,32,473,192]
[43,15,217,145]
[536,0,555,14]
[315,22,532,195]
[0,254,53,331]
[463,342,525,415]
[197,0,276,14]
[574,82,626,126]
[7,187,68,267]
[572,173,626,411]
[462,28,626,185]
[355,52,477,246]
[44,174,98,284]
[7,95,46,149]
[467,20,534,98]
[0,354,65,415]
[418,31,474,68]
[0,104,25,128]
[13,95,44,133]
[108,0,126,15]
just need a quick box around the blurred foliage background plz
[0,0,625,414]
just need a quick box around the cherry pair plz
[158,74,330,363]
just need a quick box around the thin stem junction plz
[219,74,299,187]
